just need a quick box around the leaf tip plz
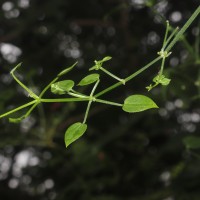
[57,62,78,77]
[10,62,23,74]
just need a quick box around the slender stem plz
[39,77,59,98]
[166,5,200,52]
[95,98,123,107]
[100,67,125,84]
[40,62,78,98]
[11,64,39,99]
[24,102,40,118]
[83,80,100,124]
[91,80,100,97]
[83,101,92,124]
[41,96,122,107]
[152,4,197,56]
[95,56,162,98]
[125,56,162,82]
[0,100,37,118]
[166,26,195,57]
[2,6,200,123]
[162,27,179,50]
[162,20,170,48]
[160,57,166,75]
[68,91,89,98]
[95,81,121,98]
[71,89,87,96]
[40,98,89,103]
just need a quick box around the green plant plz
[1,6,200,148]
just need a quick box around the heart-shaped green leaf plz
[122,95,158,113]
[51,80,74,95]
[65,122,87,148]
[78,74,99,86]
[57,62,77,77]
[183,136,200,149]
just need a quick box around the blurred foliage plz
[0,0,200,200]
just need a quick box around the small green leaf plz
[51,80,74,95]
[160,77,171,85]
[89,60,101,71]
[153,75,171,86]
[102,56,112,62]
[89,56,112,71]
[65,122,87,148]
[122,95,158,113]
[57,62,77,77]
[183,136,200,149]
[78,74,99,86]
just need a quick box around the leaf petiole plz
[100,67,125,84]
[95,98,123,107]
[68,91,89,99]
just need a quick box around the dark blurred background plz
[0,0,200,199]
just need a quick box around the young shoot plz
[146,20,174,91]
[89,56,125,85]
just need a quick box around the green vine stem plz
[68,92,89,99]
[95,56,162,98]
[0,100,37,118]
[160,56,166,75]
[0,5,200,125]
[166,5,200,52]
[40,98,89,103]
[100,67,125,84]
[11,63,39,100]
[83,80,100,124]
[39,77,59,98]
[95,99,123,107]
[162,27,179,51]
[162,20,170,48]
[95,5,200,98]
